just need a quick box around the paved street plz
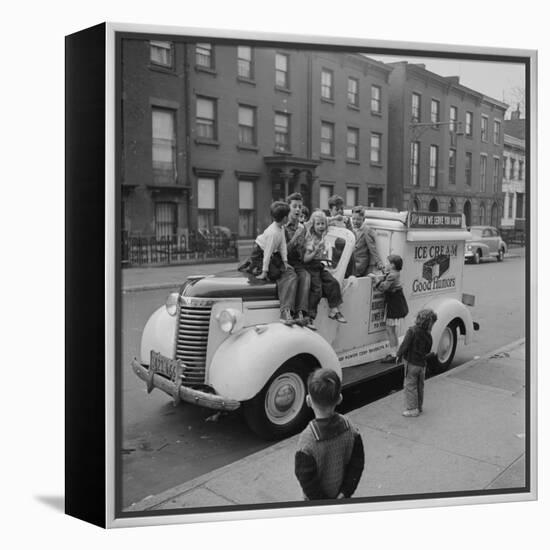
[120,249,526,508]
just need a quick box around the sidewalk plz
[126,338,527,512]
[122,246,525,293]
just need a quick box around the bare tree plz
[504,86,525,119]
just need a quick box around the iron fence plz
[121,228,238,267]
[500,228,526,247]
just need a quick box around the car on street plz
[465,226,507,264]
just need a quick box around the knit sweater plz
[295,413,365,500]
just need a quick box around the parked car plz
[465,226,507,264]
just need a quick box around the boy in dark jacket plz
[397,309,438,417]
[295,369,364,500]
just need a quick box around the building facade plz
[121,39,392,250]
[386,62,507,227]
[501,110,526,228]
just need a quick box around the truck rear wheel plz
[243,361,312,440]
[427,321,458,375]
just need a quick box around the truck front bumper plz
[131,358,241,411]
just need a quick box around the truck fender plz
[208,322,341,402]
[140,305,177,364]
[422,296,475,347]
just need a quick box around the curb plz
[125,337,526,512]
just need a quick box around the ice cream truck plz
[132,210,479,439]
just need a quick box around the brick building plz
[120,39,391,252]
[501,107,526,228]
[386,62,507,227]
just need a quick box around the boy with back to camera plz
[294,369,365,500]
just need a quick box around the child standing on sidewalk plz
[397,309,438,417]
[295,368,365,500]
[370,254,409,363]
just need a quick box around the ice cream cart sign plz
[408,212,463,228]
[411,242,459,296]
[368,287,386,333]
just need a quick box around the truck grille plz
[176,302,212,386]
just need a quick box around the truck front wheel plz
[427,322,458,375]
[243,361,312,440]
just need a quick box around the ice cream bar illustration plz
[422,254,450,281]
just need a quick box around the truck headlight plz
[466,244,472,251]
[216,308,243,333]
[165,292,179,316]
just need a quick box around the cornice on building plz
[504,133,525,151]
[388,61,508,112]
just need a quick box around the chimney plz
[511,104,522,120]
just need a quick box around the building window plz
[346,186,358,207]
[449,148,456,185]
[493,120,501,144]
[197,177,217,231]
[493,157,500,192]
[508,194,514,218]
[411,93,421,122]
[430,99,440,125]
[150,41,173,68]
[275,53,289,88]
[348,77,359,107]
[491,202,499,226]
[510,158,516,179]
[152,108,176,180]
[429,145,438,187]
[368,187,383,208]
[196,97,217,140]
[196,43,213,68]
[480,155,487,192]
[429,198,439,212]
[463,200,472,227]
[449,106,458,132]
[321,69,334,100]
[346,127,359,160]
[319,185,333,211]
[518,160,524,180]
[465,152,473,186]
[238,180,255,237]
[321,122,334,156]
[155,202,177,240]
[448,199,457,213]
[481,116,489,142]
[371,85,381,114]
[237,46,253,79]
[370,132,382,164]
[479,203,486,224]
[466,111,473,137]
[238,105,256,146]
[410,141,420,186]
[274,112,290,152]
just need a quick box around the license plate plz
[149,351,185,382]
[148,352,186,405]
